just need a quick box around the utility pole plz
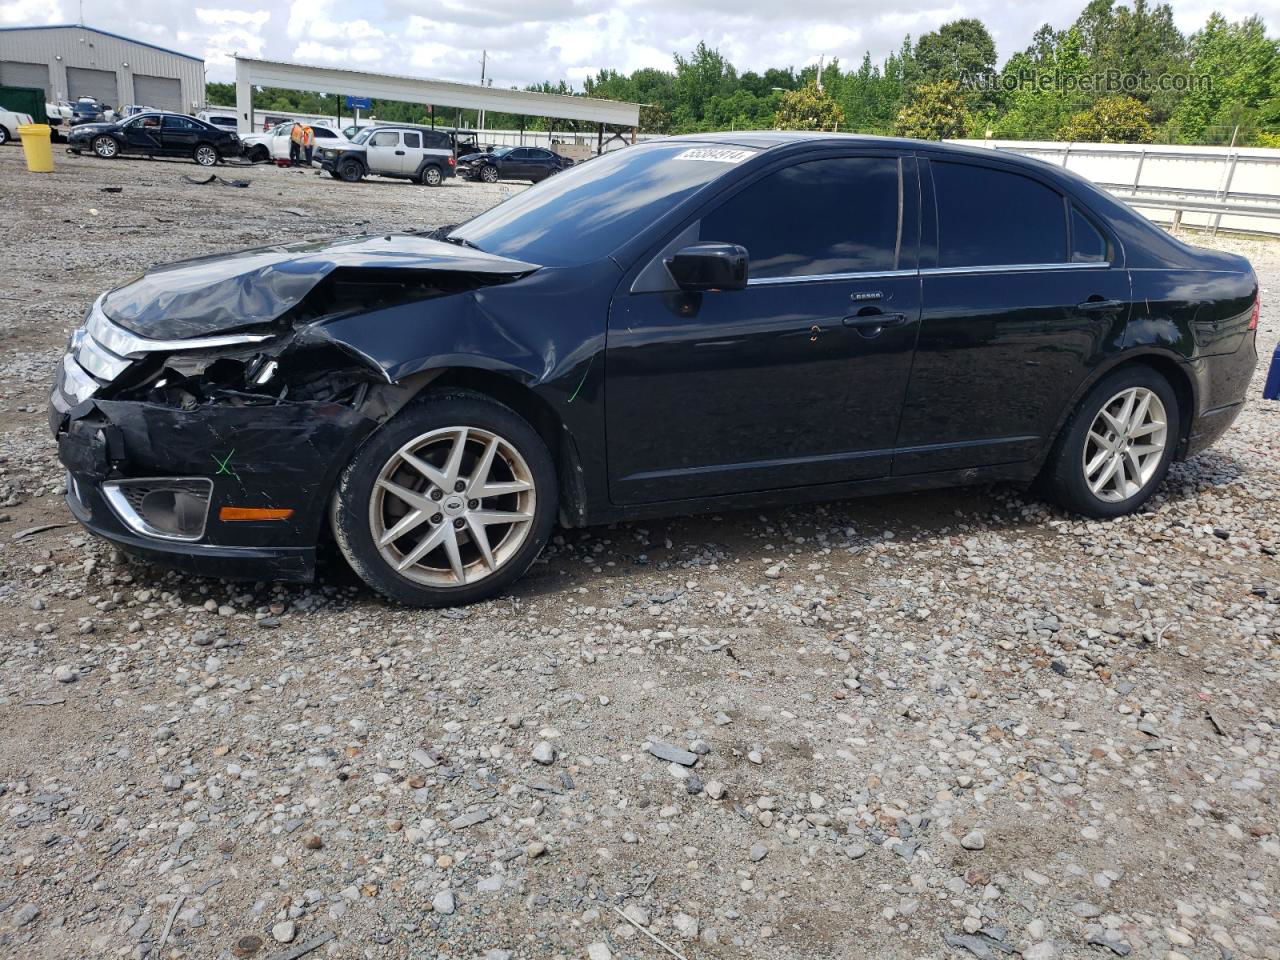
[816,55,824,92]
[478,50,487,132]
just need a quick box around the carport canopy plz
[233,57,641,135]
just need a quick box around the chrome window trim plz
[87,296,275,358]
[747,268,919,287]
[920,261,1111,277]
[102,477,213,543]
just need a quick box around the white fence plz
[949,139,1280,237]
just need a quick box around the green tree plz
[1058,94,1156,141]
[1169,14,1280,143]
[773,84,845,131]
[912,18,997,87]
[895,80,971,139]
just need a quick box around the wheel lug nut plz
[454,480,466,492]
[429,489,443,501]
[453,518,466,529]
[431,513,442,524]
[468,499,479,509]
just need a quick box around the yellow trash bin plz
[17,123,54,173]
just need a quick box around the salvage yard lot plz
[1,147,1279,959]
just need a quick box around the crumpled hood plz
[101,233,540,339]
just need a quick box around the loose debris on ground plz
[0,148,1278,959]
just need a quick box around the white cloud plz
[0,0,64,26]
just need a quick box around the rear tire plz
[1040,365,1180,519]
[250,145,269,163]
[0,126,9,146]
[193,144,219,166]
[420,164,443,186]
[331,391,557,607]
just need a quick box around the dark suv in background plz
[69,112,240,166]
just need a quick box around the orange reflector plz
[219,507,294,522]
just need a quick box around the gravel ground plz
[1,146,1279,960]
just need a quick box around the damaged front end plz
[50,234,539,581]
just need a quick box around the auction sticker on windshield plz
[673,147,756,163]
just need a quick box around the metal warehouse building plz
[0,24,203,113]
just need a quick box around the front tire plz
[480,165,498,184]
[331,391,557,607]
[0,126,10,146]
[92,135,118,158]
[338,159,364,182]
[1040,366,1180,518]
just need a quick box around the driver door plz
[606,153,922,504]
[366,130,401,175]
[123,116,162,154]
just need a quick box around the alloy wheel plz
[194,145,218,166]
[423,166,442,186]
[93,136,117,158]
[481,166,498,183]
[369,426,536,587]
[1082,386,1168,502]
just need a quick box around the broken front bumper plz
[51,365,379,582]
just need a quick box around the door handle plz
[1077,298,1124,312]
[395,150,405,155]
[839,313,911,335]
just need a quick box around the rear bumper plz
[1182,331,1258,459]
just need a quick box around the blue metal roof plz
[0,24,203,63]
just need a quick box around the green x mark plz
[212,449,238,480]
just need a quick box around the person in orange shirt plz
[289,122,303,165]
[301,124,315,165]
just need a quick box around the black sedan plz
[458,145,571,183]
[69,112,240,166]
[49,133,1259,607]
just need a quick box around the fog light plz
[102,478,212,542]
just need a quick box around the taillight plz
[448,155,456,166]
[1250,294,1260,330]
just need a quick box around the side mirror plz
[665,242,749,292]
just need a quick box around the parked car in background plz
[320,124,456,185]
[197,110,239,132]
[48,133,1260,607]
[117,104,160,119]
[70,97,112,125]
[458,145,572,183]
[68,112,240,166]
[241,121,349,163]
[0,105,34,145]
[46,100,73,122]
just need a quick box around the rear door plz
[366,129,402,175]
[504,147,534,178]
[606,151,922,504]
[400,130,423,175]
[894,158,1131,474]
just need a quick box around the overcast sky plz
[3,0,1277,88]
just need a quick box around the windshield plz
[490,145,514,157]
[450,142,756,268]
[352,127,375,145]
